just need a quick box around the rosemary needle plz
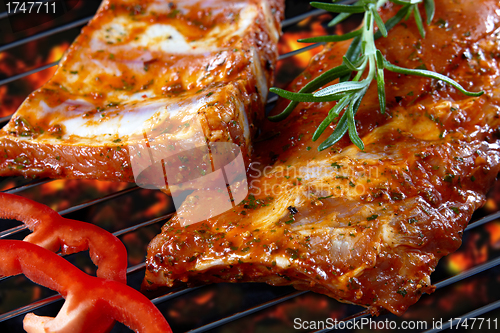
[269,0,483,151]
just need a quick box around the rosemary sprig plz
[269,0,483,151]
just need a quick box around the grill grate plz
[1,1,500,332]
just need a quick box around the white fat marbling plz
[250,47,268,104]
[60,101,167,139]
[273,255,291,268]
[260,0,279,42]
[130,5,257,54]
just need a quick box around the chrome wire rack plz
[0,1,499,332]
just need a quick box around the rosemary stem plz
[269,0,480,151]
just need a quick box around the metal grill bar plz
[0,185,140,238]
[282,8,326,28]
[434,256,500,290]
[113,212,173,237]
[0,224,25,238]
[423,299,500,333]
[0,61,58,86]
[0,294,62,323]
[278,43,323,60]
[280,0,356,28]
[57,186,139,215]
[3,178,53,194]
[266,94,278,104]
[0,0,54,20]
[186,291,308,333]
[152,286,203,305]
[466,210,500,231]
[0,16,93,53]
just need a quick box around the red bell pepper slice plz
[0,192,127,283]
[0,240,172,333]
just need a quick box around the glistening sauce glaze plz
[145,0,500,315]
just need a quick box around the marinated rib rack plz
[1,0,500,332]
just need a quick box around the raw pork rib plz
[0,0,284,183]
[144,0,500,315]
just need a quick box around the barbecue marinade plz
[144,0,500,315]
[0,0,284,182]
